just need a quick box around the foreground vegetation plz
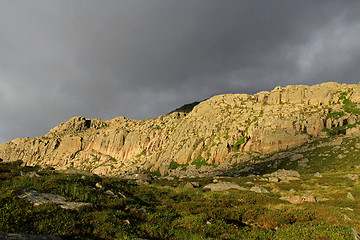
[1,136,360,239]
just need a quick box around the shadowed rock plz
[20,171,41,178]
[184,182,200,189]
[0,232,62,240]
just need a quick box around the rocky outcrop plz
[203,182,247,191]
[280,194,317,204]
[2,82,360,177]
[18,188,93,210]
[0,233,62,240]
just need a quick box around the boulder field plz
[2,82,360,177]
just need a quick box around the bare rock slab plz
[18,188,93,210]
[250,186,269,193]
[347,192,356,201]
[203,182,247,191]
[0,232,62,240]
[184,182,200,189]
[344,174,359,180]
[20,171,41,178]
[280,194,317,204]
[264,169,301,182]
[269,169,300,178]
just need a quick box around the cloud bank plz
[1,0,360,143]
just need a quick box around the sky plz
[1,0,360,143]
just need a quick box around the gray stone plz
[134,173,153,181]
[0,232,62,240]
[18,188,93,210]
[267,177,279,182]
[118,192,127,198]
[190,182,200,188]
[20,171,41,178]
[352,228,360,240]
[344,174,359,180]
[62,168,96,177]
[137,208,147,214]
[315,197,329,202]
[57,202,93,210]
[280,194,317,204]
[268,169,300,181]
[104,190,118,198]
[314,172,323,178]
[136,179,150,185]
[290,154,303,161]
[203,182,247,191]
[347,192,356,201]
[183,182,200,188]
[250,186,269,193]
[160,176,174,180]
[184,182,195,188]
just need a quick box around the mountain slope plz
[1,82,360,177]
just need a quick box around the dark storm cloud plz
[1,0,360,143]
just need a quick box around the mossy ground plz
[1,135,360,239]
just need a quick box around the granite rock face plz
[2,82,360,176]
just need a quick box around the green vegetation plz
[322,90,360,135]
[326,111,345,120]
[191,157,217,169]
[169,161,189,170]
[0,149,359,239]
[233,136,246,152]
[338,90,360,114]
[135,152,145,158]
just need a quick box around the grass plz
[191,157,217,168]
[135,151,145,158]
[169,161,189,170]
[233,137,246,152]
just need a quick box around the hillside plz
[1,82,360,177]
[0,133,360,239]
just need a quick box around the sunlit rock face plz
[2,82,360,176]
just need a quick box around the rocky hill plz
[1,82,360,177]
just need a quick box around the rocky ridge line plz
[1,82,360,177]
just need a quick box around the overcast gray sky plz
[1,0,360,143]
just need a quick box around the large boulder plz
[203,182,247,191]
[18,188,93,210]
